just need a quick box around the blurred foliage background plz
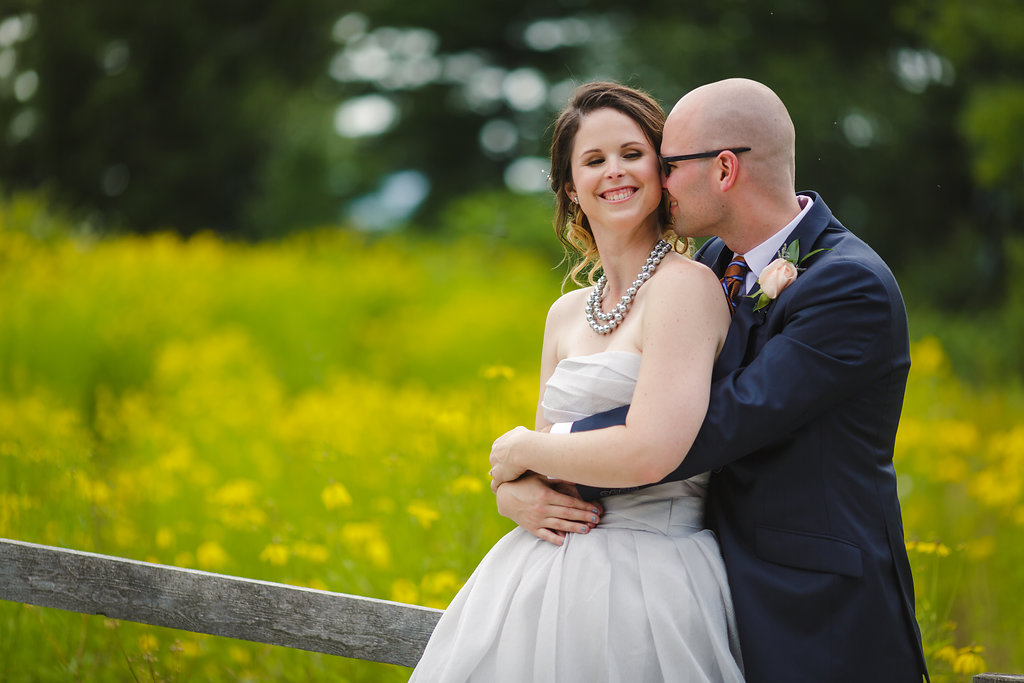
[1,0,1022,285]
[1,0,1023,681]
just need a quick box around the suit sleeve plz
[662,252,909,481]
[576,251,908,500]
[570,405,629,433]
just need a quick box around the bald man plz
[494,79,929,681]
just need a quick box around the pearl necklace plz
[585,239,673,335]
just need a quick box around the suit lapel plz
[776,191,833,272]
[705,192,835,376]
[715,285,762,375]
[697,238,754,376]
[695,239,731,278]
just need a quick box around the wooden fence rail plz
[0,537,441,668]
[2,537,1021,681]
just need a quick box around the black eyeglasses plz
[660,147,751,177]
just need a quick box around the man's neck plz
[723,195,805,254]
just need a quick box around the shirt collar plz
[738,194,813,292]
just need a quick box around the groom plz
[494,79,929,682]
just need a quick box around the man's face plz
[660,115,717,239]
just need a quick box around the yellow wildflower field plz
[1,201,1021,680]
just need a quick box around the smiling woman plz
[409,82,741,682]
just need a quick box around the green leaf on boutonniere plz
[798,247,830,265]
[748,289,772,311]
[780,240,801,264]
[777,239,831,270]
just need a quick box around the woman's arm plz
[494,289,602,544]
[532,290,578,431]
[490,261,729,488]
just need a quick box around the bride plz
[410,82,744,682]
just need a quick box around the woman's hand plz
[495,473,603,546]
[489,425,532,486]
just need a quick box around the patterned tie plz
[720,254,749,315]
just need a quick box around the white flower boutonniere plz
[747,239,830,312]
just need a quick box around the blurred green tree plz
[0,0,1020,305]
[0,0,340,237]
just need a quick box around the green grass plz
[1,196,1021,680]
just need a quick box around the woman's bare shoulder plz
[648,253,722,296]
[547,285,590,322]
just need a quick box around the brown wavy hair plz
[549,81,682,287]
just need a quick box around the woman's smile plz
[600,186,637,203]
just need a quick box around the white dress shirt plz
[736,194,813,294]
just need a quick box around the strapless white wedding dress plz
[410,351,744,682]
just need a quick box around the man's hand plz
[495,473,603,546]
[489,425,531,486]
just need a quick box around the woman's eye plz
[585,157,604,166]
[624,151,642,159]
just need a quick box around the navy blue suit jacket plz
[574,193,928,682]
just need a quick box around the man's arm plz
[669,253,907,476]
[574,251,908,498]
[487,262,729,488]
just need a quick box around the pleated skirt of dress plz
[409,482,745,683]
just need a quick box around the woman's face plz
[565,108,662,237]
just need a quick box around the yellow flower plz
[292,541,329,564]
[217,505,269,530]
[304,578,329,591]
[321,482,353,510]
[259,543,290,566]
[158,444,195,474]
[970,467,1021,509]
[156,527,176,549]
[366,538,392,569]
[450,475,485,494]
[482,365,515,380]
[906,540,951,556]
[936,420,979,452]
[952,645,985,675]
[421,570,461,597]
[172,639,201,657]
[196,541,229,570]
[341,522,378,546]
[933,455,968,483]
[895,418,924,450]
[73,472,111,506]
[420,570,463,608]
[340,522,391,569]
[407,500,441,528]
[114,521,139,549]
[210,479,260,507]
[391,578,419,605]
[910,336,949,378]
[434,409,468,434]
[138,633,159,652]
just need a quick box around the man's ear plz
[715,151,741,192]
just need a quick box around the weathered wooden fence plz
[0,537,441,668]
[1,537,1021,680]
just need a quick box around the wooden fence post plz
[0,538,442,668]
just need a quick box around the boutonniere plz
[747,239,830,312]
